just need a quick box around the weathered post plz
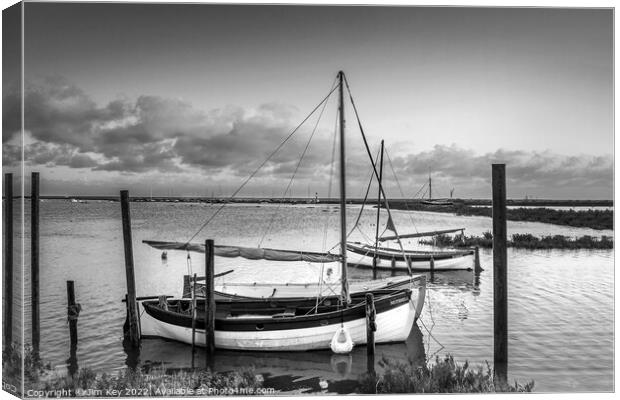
[474,246,482,272]
[365,293,376,376]
[66,280,80,377]
[120,190,140,347]
[492,164,508,383]
[31,172,40,354]
[191,273,197,369]
[3,173,13,347]
[205,239,216,361]
[66,281,79,344]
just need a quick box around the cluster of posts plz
[119,190,215,367]
[2,164,507,384]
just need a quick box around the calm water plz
[9,199,614,393]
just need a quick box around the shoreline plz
[8,196,614,208]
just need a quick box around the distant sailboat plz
[346,142,472,271]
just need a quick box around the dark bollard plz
[4,173,13,347]
[31,172,40,354]
[120,190,140,347]
[492,164,508,383]
[365,293,376,376]
[66,281,81,377]
[205,240,216,366]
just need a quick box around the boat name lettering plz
[390,297,407,306]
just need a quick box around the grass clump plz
[357,355,534,394]
[422,232,613,250]
[38,365,265,396]
[6,344,267,397]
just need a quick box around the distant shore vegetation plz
[387,202,612,231]
[421,232,613,250]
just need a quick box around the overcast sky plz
[2,3,613,199]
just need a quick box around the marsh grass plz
[386,202,612,230]
[422,232,613,249]
[38,365,264,396]
[357,355,534,394]
[4,344,265,397]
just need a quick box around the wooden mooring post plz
[4,173,13,347]
[191,273,197,369]
[31,172,40,354]
[66,280,80,377]
[492,164,508,382]
[474,246,482,272]
[429,256,435,281]
[365,293,376,376]
[120,190,140,347]
[205,239,216,363]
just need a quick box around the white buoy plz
[330,326,354,354]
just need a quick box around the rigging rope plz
[184,81,340,245]
[315,104,342,312]
[259,80,336,247]
[413,181,428,199]
[343,75,411,275]
[346,148,380,239]
[384,148,418,234]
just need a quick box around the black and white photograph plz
[1,1,614,396]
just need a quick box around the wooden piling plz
[365,293,376,375]
[120,190,140,347]
[66,281,80,377]
[474,246,482,272]
[3,173,13,347]
[205,239,216,360]
[492,164,508,382]
[191,273,197,369]
[31,172,40,354]
[66,281,79,344]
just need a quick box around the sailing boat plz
[346,142,475,271]
[137,72,425,351]
[421,168,453,206]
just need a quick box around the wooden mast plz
[373,140,384,275]
[338,71,349,304]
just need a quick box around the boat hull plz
[139,287,425,352]
[347,243,474,271]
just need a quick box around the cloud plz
[386,144,612,198]
[2,77,612,198]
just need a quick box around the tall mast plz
[338,71,349,305]
[373,140,384,271]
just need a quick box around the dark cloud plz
[2,77,612,198]
[388,144,612,197]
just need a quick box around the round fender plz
[330,326,354,354]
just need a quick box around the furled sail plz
[143,240,341,263]
[378,228,465,242]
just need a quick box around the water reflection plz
[136,323,426,393]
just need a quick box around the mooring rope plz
[343,75,411,275]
